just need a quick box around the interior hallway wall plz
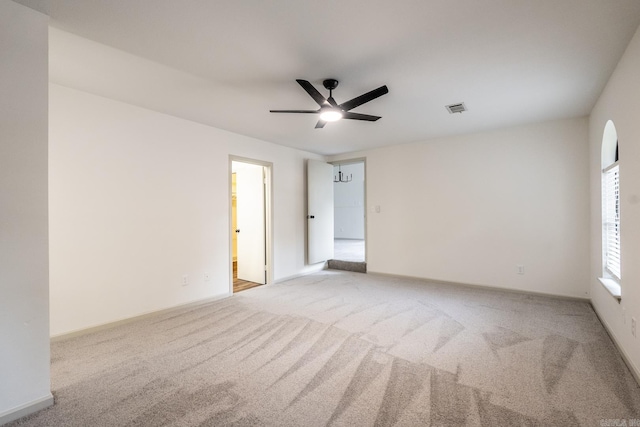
[49,84,323,336]
[333,162,365,239]
[589,24,640,380]
[0,1,52,422]
[330,117,590,299]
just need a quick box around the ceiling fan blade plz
[315,120,327,129]
[269,109,319,113]
[296,79,329,107]
[342,112,381,121]
[339,85,389,111]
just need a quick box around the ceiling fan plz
[270,79,389,129]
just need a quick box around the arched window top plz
[601,120,618,169]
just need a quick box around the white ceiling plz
[15,0,640,155]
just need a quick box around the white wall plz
[330,117,590,299]
[589,25,640,380]
[333,162,365,239]
[49,84,323,336]
[0,1,52,423]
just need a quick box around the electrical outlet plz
[517,265,525,275]
[204,272,210,282]
[632,317,637,338]
[182,274,189,286]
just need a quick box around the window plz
[602,161,620,279]
[599,120,621,300]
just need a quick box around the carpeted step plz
[327,259,367,273]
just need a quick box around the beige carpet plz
[10,271,640,426]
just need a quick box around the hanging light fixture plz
[334,165,352,183]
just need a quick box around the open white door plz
[307,160,334,264]
[235,162,266,284]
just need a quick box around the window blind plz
[603,163,621,280]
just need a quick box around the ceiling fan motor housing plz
[323,79,339,90]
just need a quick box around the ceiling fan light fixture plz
[270,79,388,128]
[319,108,343,122]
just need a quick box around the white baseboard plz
[367,270,590,302]
[0,393,53,426]
[52,265,325,340]
[591,302,640,386]
[274,265,326,284]
[341,270,637,384]
[51,293,232,341]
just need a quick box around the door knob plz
[308,215,315,219]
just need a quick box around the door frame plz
[329,157,367,263]
[229,156,273,293]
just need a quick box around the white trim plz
[367,271,590,302]
[0,393,53,425]
[273,265,326,284]
[51,293,231,340]
[598,277,621,301]
[591,302,640,387]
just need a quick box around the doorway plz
[332,160,365,262]
[230,158,272,293]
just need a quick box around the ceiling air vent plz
[446,102,467,114]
